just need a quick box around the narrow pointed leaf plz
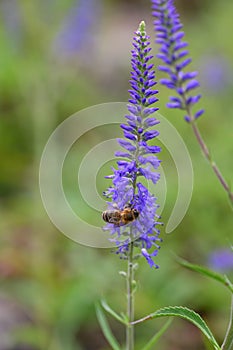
[95,304,121,350]
[141,318,173,350]
[176,256,233,293]
[222,296,233,350]
[132,306,220,350]
[101,299,127,325]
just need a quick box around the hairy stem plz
[126,240,134,350]
[177,76,233,207]
[190,121,233,206]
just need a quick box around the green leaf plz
[221,296,233,350]
[133,306,221,350]
[101,299,128,325]
[95,303,121,350]
[176,256,233,293]
[141,318,173,350]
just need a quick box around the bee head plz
[132,208,139,218]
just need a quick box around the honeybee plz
[102,204,139,226]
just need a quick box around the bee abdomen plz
[102,210,121,225]
[102,211,109,223]
[102,210,117,223]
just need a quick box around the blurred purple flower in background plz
[103,22,162,268]
[199,54,233,94]
[151,0,204,122]
[208,249,233,273]
[53,0,101,58]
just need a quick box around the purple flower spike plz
[103,22,162,268]
[151,0,204,122]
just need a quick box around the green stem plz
[190,121,233,206]
[222,295,233,350]
[175,72,233,207]
[125,110,141,350]
[126,240,135,350]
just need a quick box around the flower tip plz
[139,20,146,33]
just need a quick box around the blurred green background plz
[0,0,233,349]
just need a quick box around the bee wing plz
[108,217,120,225]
